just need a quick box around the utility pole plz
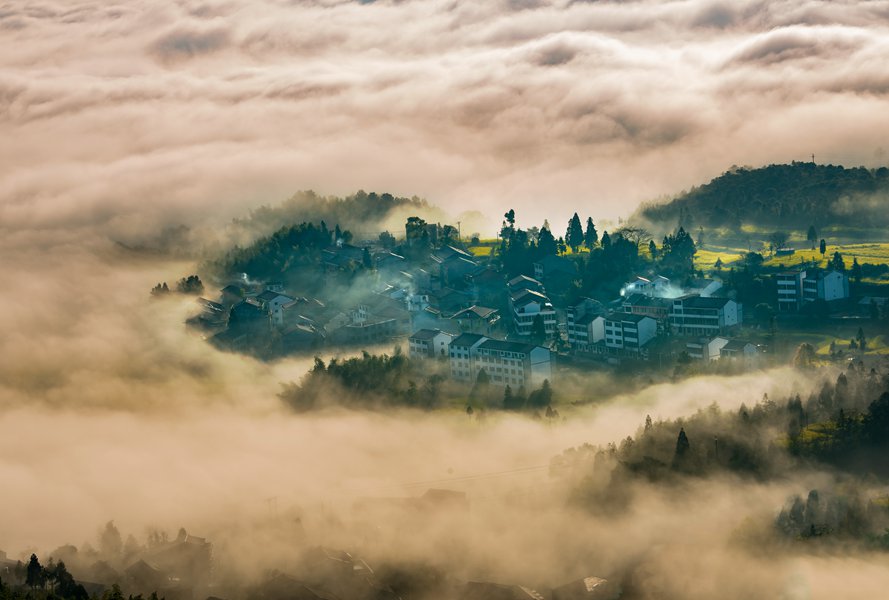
[811,153,815,163]
[457,220,462,241]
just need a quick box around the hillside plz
[637,162,889,231]
[230,190,448,241]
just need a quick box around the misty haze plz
[4,1,889,600]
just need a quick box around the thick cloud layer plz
[3,3,889,596]
[2,0,889,237]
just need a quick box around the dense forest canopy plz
[637,163,889,230]
[230,190,446,242]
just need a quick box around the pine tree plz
[503,385,515,410]
[26,554,43,589]
[807,225,818,250]
[672,427,691,470]
[601,231,611,250]
[584,217,598,250]
[566,213,584,252]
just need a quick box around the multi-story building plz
[776,270,806,312]
[256,289,297,328]
[408,329,455,359]
[474,339,552,389]
[669,295,742,337]
[448,333,488,384]
[590,312,658,356]
[448,333,553,388]
[566,298,605,353]
[621,294,672,324]
[776,268,849,311]
[450,305,501,336]
[510,289,557,338]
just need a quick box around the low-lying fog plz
[5,240,889,599]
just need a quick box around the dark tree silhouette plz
[566,213,584,252]
[584,217,598,250]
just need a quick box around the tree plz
[615,226,652,247]
[504,209,516,228]
[600,231,611,250]
[566,213,584,252]
[714,256,723,271]
[768,231,789,252]
[26,554,43,589]
[100,520,123,557]
[378,230,396,248]
[830,251,845,272]
[470,368,490,401]
[528,379,553,408]
[644,414,653,433]
[150,282,170,297]
[661,227,696,274]
[807,225,818,249]
[362,247,373,269]
[851,257,862,283]
[405,216,428,247]
[503,385,516,410]
[176,275,204,294]
[753,303,774,327]
[819,239,827,257]
[584,217,598,250]
[537,226,557,256]
[649,239,658,259]
[672,427,690,469]
[793,343,817,368]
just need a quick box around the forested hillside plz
[638,163,889,230]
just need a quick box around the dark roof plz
[410,328,445,341]
[450,333,487,348]
[508,274,543,288]
[603,311,653,324]
[196,297,225,312]
[257,290,294,302]
[220,284,244,295]
[478,339,541,354]
[676,295,732,309]
[452,305,498,320]
[622,293,670,308]
[511,288,550,306]
[722,339,755,352]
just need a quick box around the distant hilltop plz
[636,162,889,230]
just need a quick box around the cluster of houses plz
[193,237,573,358]
[190,217,879,375]
[1,531,210,600]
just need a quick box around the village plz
[181,214,886,389]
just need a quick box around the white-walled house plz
[408,328,454,359]
[509,289,557,337]
[776,268,849,311]
[590,312,658,356]
[686,337,729,361]
[255,289,297,328]
[448,334,552,388]
[669,295,742,337]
